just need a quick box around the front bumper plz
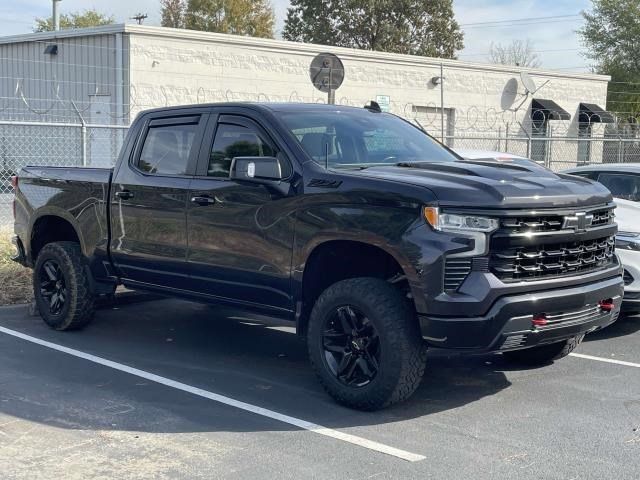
[617,248,640,313]
[419,275,623,352]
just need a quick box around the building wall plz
[127,27,609,139]
[0,32,125,124]
[0,25,613,169]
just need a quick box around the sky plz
[0,0,592,71]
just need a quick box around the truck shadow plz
[584,314,640,341]
[0,298,512,435]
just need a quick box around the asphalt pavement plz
[0,296,638,479]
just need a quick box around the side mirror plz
[229,156,283,182]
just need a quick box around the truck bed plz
[14,166,113,266]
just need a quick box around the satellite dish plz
[309,53,345,93]
[520,72,537,95]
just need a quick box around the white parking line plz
[0,326,425,463]
[570,352,640,368]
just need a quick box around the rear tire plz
[307,277,427,410]
[502,335,584,366]
[33,242,95,331]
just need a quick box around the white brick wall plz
[127,25,609,141]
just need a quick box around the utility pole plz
[52,0,62,31]
[131,13,148,25]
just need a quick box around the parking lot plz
[0,296,639,480]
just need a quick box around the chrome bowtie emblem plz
[563,212,593,231]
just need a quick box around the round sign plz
[309,53,345,93]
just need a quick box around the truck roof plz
[138,102,377,116]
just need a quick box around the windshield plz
[279,109,458,168]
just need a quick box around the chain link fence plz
[0,121,127,227]
[446,135,640,170]
[1,116,640,229]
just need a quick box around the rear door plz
[185,112,296,312]
[110,109,209,289]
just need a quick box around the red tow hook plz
[532,313,548,327]
[599,299,615,312]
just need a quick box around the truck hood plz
[355,159,613,209]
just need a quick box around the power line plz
[462,18,584,29]
[459,14,581,27]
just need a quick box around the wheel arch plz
[294,236,422,335]
[29,209,85,263]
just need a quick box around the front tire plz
[307,277,427,410]
[33,241,95,331]
[502,335,584,366]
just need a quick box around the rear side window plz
[596,173,640,201]
[208,123,276,177]
[138,123,198,175]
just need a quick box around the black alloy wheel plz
[38,259,67,316]
[33,242,95,331]
[322,305,381,387]
[307,277,427,410]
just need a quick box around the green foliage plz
[283,0,463,58]
[579,0,640,117]
[34,9,115,32]
[161,0,187,28]
[184,0,275,38]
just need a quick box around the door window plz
[596,173,640,201]
[138,123,198,175]
[208,123,276,177]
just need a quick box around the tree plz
[184,0,275,38]
[161,0,186,28]
[579,0,640,116]
[488,39,541,68]
[34,9,115,32]
[283,0,464,59]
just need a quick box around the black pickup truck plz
[12,102,623,410]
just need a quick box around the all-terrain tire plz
[33,241,95,331]
[307,277,427,410]
[502,335,584,366]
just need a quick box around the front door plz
[110,109,208,289]
[186,113,296,312]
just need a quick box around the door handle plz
[191,195,215,206]
[115,190,134,200]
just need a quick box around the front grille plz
[499,207,614,234]
[444,258,472,291]
[490,236,615,282]
[591,209,615,227]
[441,205,616,290]
[624,269,634,286]
[501,216,563,233]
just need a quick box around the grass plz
[0,226,32,305]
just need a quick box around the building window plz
[577,123,592,165]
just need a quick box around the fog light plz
[599,299,614,312]
[532,313,548,327]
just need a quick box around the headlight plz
[616,232,640,251]
[423,207,499,233]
